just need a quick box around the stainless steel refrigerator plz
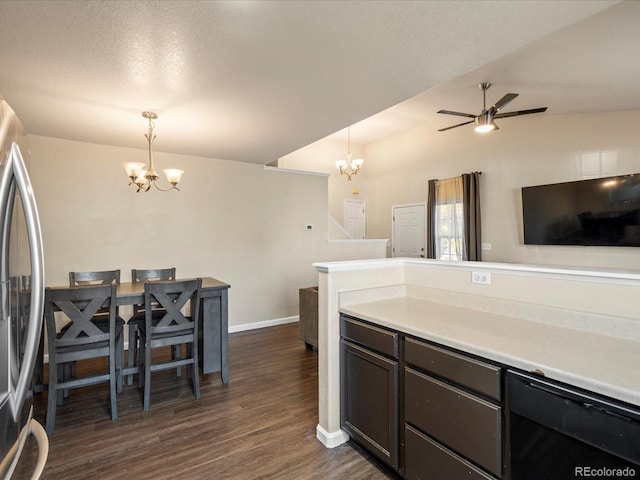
[0,97,47,479]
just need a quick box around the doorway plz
[392,203,426,257]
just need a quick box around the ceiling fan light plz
[474,113,496,133]
[475,123,496,133]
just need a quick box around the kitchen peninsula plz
[312,258,640,454]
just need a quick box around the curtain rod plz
[428,171,482,183]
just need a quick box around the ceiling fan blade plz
[492,93,518,112]
[494,107,548,119]
[437,109,476,119]
[438,120,475,132]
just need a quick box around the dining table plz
[35,276,230,391]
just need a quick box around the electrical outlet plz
[471,271,491,285]
[305,224,313,231]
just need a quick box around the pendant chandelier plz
[335,126,363,181]
[122,111,183,192]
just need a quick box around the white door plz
[344,200,366,239]
[392,203,426,257]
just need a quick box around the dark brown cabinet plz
[340,314,503,479]
[404,337,503,479]
[405,424,496,480]
[340,315,400,470]
[405,368,502,478]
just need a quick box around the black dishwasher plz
[507,370,640,480]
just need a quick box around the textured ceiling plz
[0,0,630,164]
[336,0,640,145]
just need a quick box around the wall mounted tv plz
[522,173,640,247]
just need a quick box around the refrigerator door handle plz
[0,415,48,479]
[5,143,45,420]
[27,419,48,479]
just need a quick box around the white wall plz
[278,136,367,232]
[282,110,640,270]
[27,136,386,329]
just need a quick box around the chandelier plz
[335,126,363,181]
[122,111,183,192]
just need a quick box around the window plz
[434,176,466,261]
[436,201,464,260]
[427,172,482,261]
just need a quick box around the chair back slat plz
[56,298,108,338]
[45,283,117,348]
[69,270,121,316]
[144,279,201,333]
[131,268,176,315]
[69,269,121,286]
[131,268,176,283]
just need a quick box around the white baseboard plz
[316,424,349,448]
[228,315,299,333]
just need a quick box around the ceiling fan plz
[437,83,547,132]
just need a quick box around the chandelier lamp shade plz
[122,111,183,192]
[335,126,363,181]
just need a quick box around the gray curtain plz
[426,179,437,259]
[462,172,482,261]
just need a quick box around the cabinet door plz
[341,339,399,470]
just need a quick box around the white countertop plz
[340,296,640,407]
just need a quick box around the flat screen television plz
[522,173,640,247]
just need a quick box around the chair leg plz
[191,342,200,400]
[46,357,58,435]
[138,336,145,389]
[127,324,137,386]
[143,339,152,411]
[109,341,118,421]
[57,364,65,406]
[116,327,124,394]
[172,345,182,378]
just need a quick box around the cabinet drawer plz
[340,315,398,358]
[405,337,501,400]
[405,424,497,480]
[405,367,502,477]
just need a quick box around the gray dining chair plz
[44,283,119,434]
[138,278,202,411]
[124,268,176,385]
[69,269,125,392]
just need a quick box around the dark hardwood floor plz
[17,323,393,479]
